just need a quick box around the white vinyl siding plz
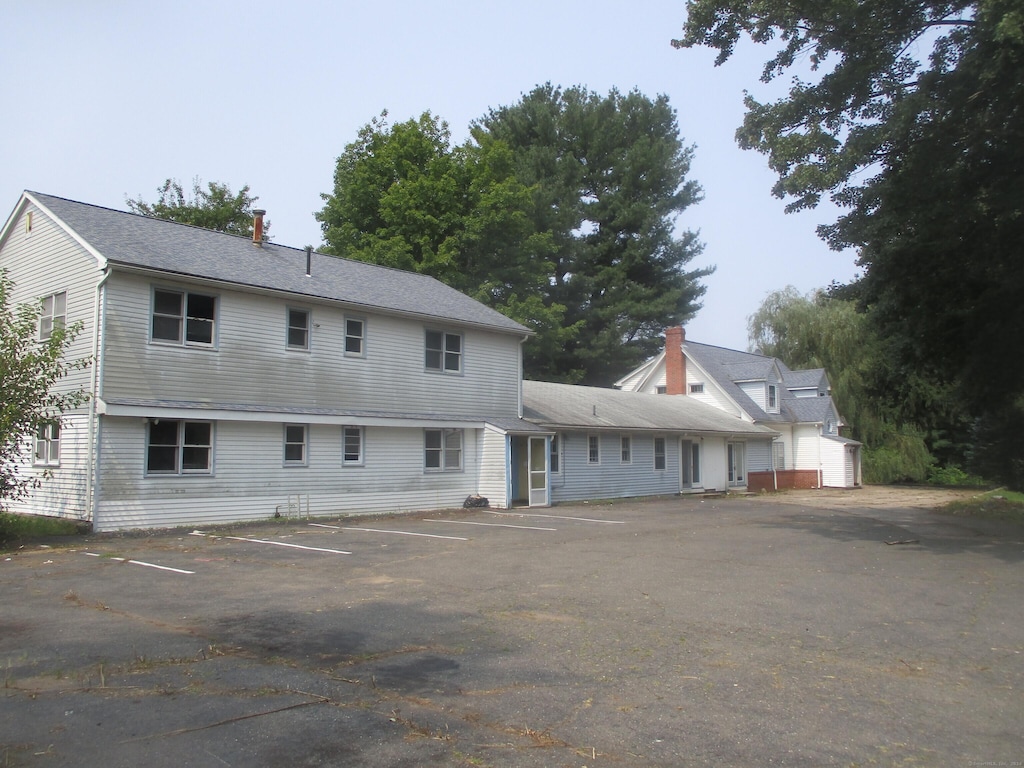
[0,202,97,521]
[101,274,522,419]
[477,426,510,509]
[93,419,484,531]
[550,430,683,504]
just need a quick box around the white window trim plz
[344,317,366,358]
[284,424,308,466]
[34,422,61,467]
[653,436,666,471]
[286,307,311,351]
[342,426,364,466]
[38,291,67,341]
[587,433,600,465]
[425,428,463,472]
[145,419,214,476]
[150,287,218,349]
[689,382,704,394]
[425,329,463,374]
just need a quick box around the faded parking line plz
[486,510,626,524]
[190,531,352,555]
[423,519,557,532]
[309,523,469,541]
[83,552,195,575]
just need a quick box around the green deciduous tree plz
[677,0,1024,488]
[0,270,90,511]
[316,112,573,373]
[477,84,712,385]
[127,178,269,239]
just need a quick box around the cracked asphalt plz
[2,487,1022,767]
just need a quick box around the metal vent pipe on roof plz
[305,246,312,277]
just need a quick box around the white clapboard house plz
[615,327,862,489]
[2,192,795,531]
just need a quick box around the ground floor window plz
[147,420,213,475]
[588,434,600,464]
[425,428,463,471]
[284,424,308,465]
[343,426,363,465]
[653,436,666,470]
[620,435,632,463]
[773,442,786,470]
[34,422,61,466]
[550,434,560,474]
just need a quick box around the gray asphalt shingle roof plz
[684,341,841,426]
[522,380,777,436]
[28,192,529,335]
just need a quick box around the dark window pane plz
[147,446,178,473]
[285,425,305,444]
[182,447,210,471]
[152,315,181,341]
[150,420,180,445]
[154,290,183,316]
[184,422,211,446]
[284,443,304,462]
[425,349,442,370]
[445,333,460,354]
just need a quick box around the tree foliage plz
[750,286,925,483]
[477,84,713,384]
[319,88,712,386]
[0,270,90,510]
[678,0,1024,488]
[316,112,573,372]
[127,178,269,239]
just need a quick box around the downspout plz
[85,268,111,526]
[816,423,823,489]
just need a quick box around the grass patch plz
[0,511,89,548]
[942,488,1024,523]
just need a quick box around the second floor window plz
[146,420,213,475]
[689,383,704,394]
[39,292,66,341]
[35,422,61,466]
[425,330,461,373]
[345,318,365,356]
[767,384,778,411]
[287,309,310,350]
[152,288,216,346]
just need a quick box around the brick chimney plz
[252,209,266,244]
[664,325,686,395]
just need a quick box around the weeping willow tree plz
[748,286,968,484]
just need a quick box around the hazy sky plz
[1,0,859,351]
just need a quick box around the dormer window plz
[767,384,778,411]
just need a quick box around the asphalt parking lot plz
[3,488,1023,767]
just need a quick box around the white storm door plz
[528,436,549,506]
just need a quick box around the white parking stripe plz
[486,511,625,524]
[84,552,195,574]
[424,519,556,532]
[309,523,469,541]
[189,531,351,555]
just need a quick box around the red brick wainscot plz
[747,469,821,492]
